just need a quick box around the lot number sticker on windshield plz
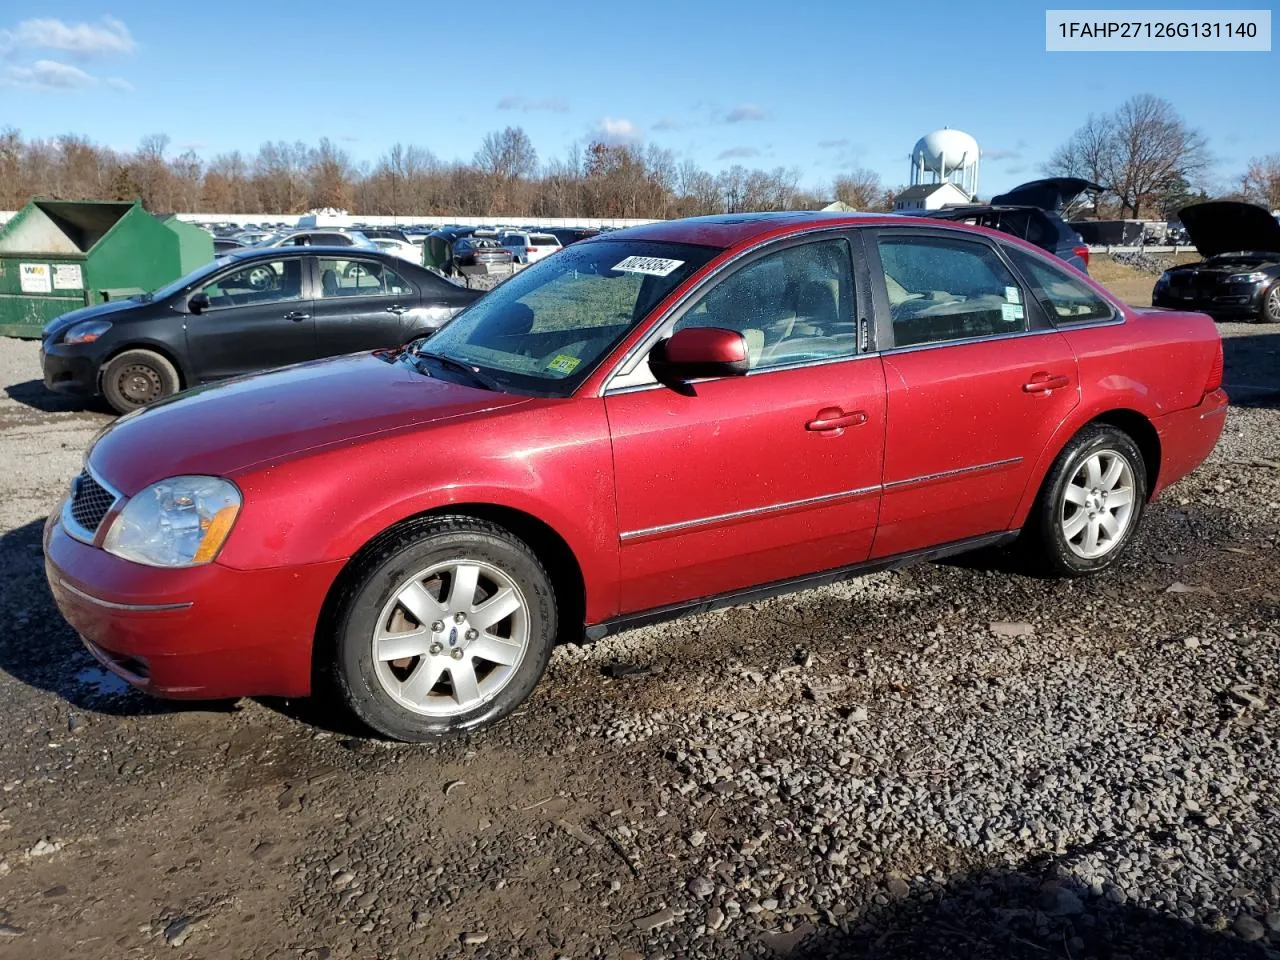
[547,354,581,374]
[613,255,685,277]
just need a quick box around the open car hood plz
[1178,201,1280,258]
[991,177,1104,211]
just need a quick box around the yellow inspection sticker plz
[547,354,581,374]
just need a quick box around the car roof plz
[224,245,403,260]
[593,211,899,249]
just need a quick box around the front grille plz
[68,470,117,536]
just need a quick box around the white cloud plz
[725,104,767,123]
[2,58,131,92]
[4,59,95,89]
[2,16,135,57]
[497,95,569,113]
[717,146,760,160]
[984,147,1022,162]
[593,116,643,146]
[653,117,683,131]
[818,138,850,149]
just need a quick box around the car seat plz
[321,269,339,297]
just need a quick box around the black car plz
[360,227,413,244]
[540,227,600,247]
[1152,201,1280,323]
[213,236,247,255]
[907,177,1101,272]
[40,247,481,414]
[452,237,514,270]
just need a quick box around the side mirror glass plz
[187,292,210,314]
[648,327,749,384]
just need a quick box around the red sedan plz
[44,213,1227,741]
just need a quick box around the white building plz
[892,181,973,211]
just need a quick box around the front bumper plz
[1153,283,1267,321]
[44,512,345,700]
[40,341,100,397]
[1151,388,1229,499]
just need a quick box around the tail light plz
[1073,244,1090,268]
[1205,340,1224,394]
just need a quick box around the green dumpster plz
[0,199,214,338]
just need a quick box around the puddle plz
[74,666,131,698]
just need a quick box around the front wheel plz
[325,517,557,741]
[100,348,180,414]
[1260,283,1280,324]
[1022,424,1147,577]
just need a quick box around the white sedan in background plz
[370,237,424,264]
[500,231,563,264]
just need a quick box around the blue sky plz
[0,1,1275,197]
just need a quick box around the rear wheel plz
[326,517,557,741]
[1260,283,1280,323]
[100,349,180,414]
[1022,424,1147,577]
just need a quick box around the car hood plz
[41,297,148,340]
[89,352,531,494]
[991,177,1105,211]
[1178,201,1280,258]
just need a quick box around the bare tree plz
[0,125,849,220]
[833,167,884,209]
[1045,96,1208,218]
[474,126,537,213]
[1241,154,1280,211]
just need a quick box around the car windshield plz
[140,257,235,302]
[419,239,717,395]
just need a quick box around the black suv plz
[906,177,1101,273]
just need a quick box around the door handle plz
[1022,372,1070,393]
[806,407,869,432]
[284,311,311,322]
[385,304,408,315]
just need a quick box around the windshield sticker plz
[1001,302,1025,323]
[547,354,581,374]
[612,255,685,277]
[1004,286,1021,303]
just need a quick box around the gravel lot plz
[0,323,1276,959]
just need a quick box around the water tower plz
[910,128,980,199]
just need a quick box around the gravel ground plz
[0,324,1276,959]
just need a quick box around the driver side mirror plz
[187,292,210,315]
[648,327,750,384]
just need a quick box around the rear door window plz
[876,235,1027,347]
[1006,247,1115,324]
[317,258,414,298]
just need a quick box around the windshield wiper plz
[412,349,503,391]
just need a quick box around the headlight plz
[1228,271,1268,283]
[102,476,241,567]
[62,320,112,344]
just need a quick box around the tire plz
[324,517,557,741]
[1022,424,1148,577]
[1260,282,1280,324]
[100,348,181,415]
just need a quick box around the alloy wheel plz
[1060,450,1136,559]
[1265,285,1280,322]
[371,559,530,717]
